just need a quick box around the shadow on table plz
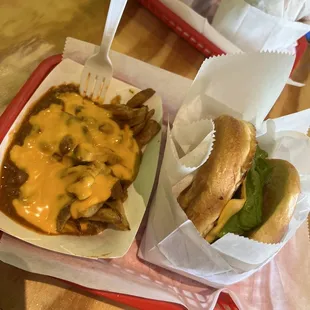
[0,260,136,310]
[0,259,26,310]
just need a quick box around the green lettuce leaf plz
[218,146,271,238]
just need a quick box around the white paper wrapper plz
[157,0,306,87]
[246,0,310,21]
[164,119,215,186]
[159,0,241,54]
[0,58,163,259]
[159,0,310,54]
[212,0,310,52]
[139,51,310,287]
[175,52,296,130]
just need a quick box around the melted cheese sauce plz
[70,174,117,219]
[10,92,139,234]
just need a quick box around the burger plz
[177,115,300,244]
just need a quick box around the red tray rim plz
[138,0,307,70]
[138,0,224,56]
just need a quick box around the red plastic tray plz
[138,0,307,70]
[0,55,238,310]
[0,4,307,307]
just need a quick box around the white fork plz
[79,0,127,102]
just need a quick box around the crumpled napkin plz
[246,0,310,21]
[212,0,310,52]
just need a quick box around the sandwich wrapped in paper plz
[178,115,301,244]
[139,51,310,287]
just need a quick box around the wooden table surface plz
[0,0,309,309]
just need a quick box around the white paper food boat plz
[0,59,163,259]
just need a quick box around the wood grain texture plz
[0,261,136,310]
[0,0,309,309]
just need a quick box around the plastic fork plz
[79,0,127,102]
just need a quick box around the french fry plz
[126,88,155,108]
[132,121,146,136]
[145,108,155,123]
[88,207,122,225]
[61,219,80,234]
[127,106,148,127]
[77,219,107,235]
[131,109,156,136]
[98,147,122,165]
[74,202,103,218]
[110,95,121,105]
[135,119,161,148]
[56,204,72,232]
[73,143,94,162]
[99,122,114,134]
[102,104,134,120]
[65,161,108,200]
[106,200,130,230]
[111,180,126,200]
